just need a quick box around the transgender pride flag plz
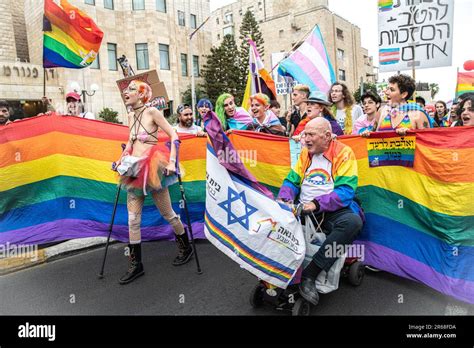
[277,25,336,93]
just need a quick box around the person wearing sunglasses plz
[174,104,206,136]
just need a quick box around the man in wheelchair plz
[278,118,364,305]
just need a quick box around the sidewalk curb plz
[0,237,120,275]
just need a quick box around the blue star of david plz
[218,187,258,230]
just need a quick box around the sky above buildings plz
[209,0,474,102]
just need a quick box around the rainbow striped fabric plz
[456,72,474,98]
[1,116,473,303]
[0,115,206,245]
[43,0,103,69]
[378,0,393,12]
[343,128,474,304]
[277,25,336,94]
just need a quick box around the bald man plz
[278,117,364,305]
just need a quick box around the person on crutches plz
[114,79,193,285]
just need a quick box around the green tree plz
[353,82,378,103]
[98,107,121,124]
[181,84,209,107]
[238,10,265,100]
[201,35,243,104]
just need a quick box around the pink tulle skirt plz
[119,145,178,196]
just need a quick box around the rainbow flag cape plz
[241,38,277,111]
[277,25,336,94]
[456,72,474,98]
[1,116,473,304]
[43,0,103,69]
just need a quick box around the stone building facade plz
[211,0,377,99]
[0,0,212,123]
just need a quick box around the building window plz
[224,13,233,24]
[104,0,113,9]
[135,43,149,70]
[156,0,166,12]
[217,34,221,40]
[181,53,188,76]
[159,44,170,70]
[216,18,219,25]
[223,26,234,37]
[132,0,145,10]
[178,10,185,26]
[193,55,199,77]
[85,0,95,4]
[90,53,100,69]
[190,14,197,29]
[279,29,284,38]
[336,28,344,40]
[239,9,243,16]
[337,49,344,60]
[338,69,346,81]
[107,43,117,71]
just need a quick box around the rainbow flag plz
[343,129,474,305]
[0,115,206,245]
[277,25,336,94]
[1,116,473,304]
[378,0,393,11]
[456,72,474,98]
[43,0,103,69]
[241,39,277,111]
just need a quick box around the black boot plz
[119,243,144,285]
[172,229,193,266]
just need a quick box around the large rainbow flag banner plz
[43,0,103,69]
[456,72,474,98]
[1,116,473,304]
[277,25,336,94]
[0,115,206,245]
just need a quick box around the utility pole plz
[189,16,210,116]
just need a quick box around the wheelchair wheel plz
[292,298,312,316]
[348,261,365,286]
[249,283,265,308]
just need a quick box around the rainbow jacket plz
[278,139,364,220]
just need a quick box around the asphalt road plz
[1,240,473,316]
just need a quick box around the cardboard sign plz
[378,0,454,72]
[367,136,416,168]
[116,70,169,110]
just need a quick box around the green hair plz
[215,93,233,131]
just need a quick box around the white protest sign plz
[378,0,454,72]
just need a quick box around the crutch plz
[98,144,126,279]
[172,140,203,275]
